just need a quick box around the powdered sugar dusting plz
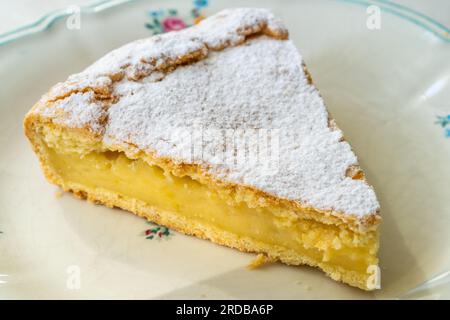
[190,8,288,49]
[85,32,208,80]
[104,37,379,216]
[40,91,106,134]
[39,8,287,101]
[36,8,379,217]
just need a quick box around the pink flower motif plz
[162,16,187,32]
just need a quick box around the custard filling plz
[42,139,378,275]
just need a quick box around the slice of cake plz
[24,8,381,290]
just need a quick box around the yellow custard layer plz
[44,143,378,277]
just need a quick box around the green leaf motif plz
[145,221,172,240]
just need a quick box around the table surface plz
[0,0,449,35]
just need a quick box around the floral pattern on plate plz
[435,115,450,138]
[145,0,208,34]
[144,221,172,240]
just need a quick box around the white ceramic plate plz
[0,0,449,299]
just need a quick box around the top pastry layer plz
[31,8,380,219]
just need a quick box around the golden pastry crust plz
[25,111,379,234]
[22,118,376,290]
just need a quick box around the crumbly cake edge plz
[24,109,380,233]
[22,116,377,290]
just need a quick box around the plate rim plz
[0,0,449,47]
